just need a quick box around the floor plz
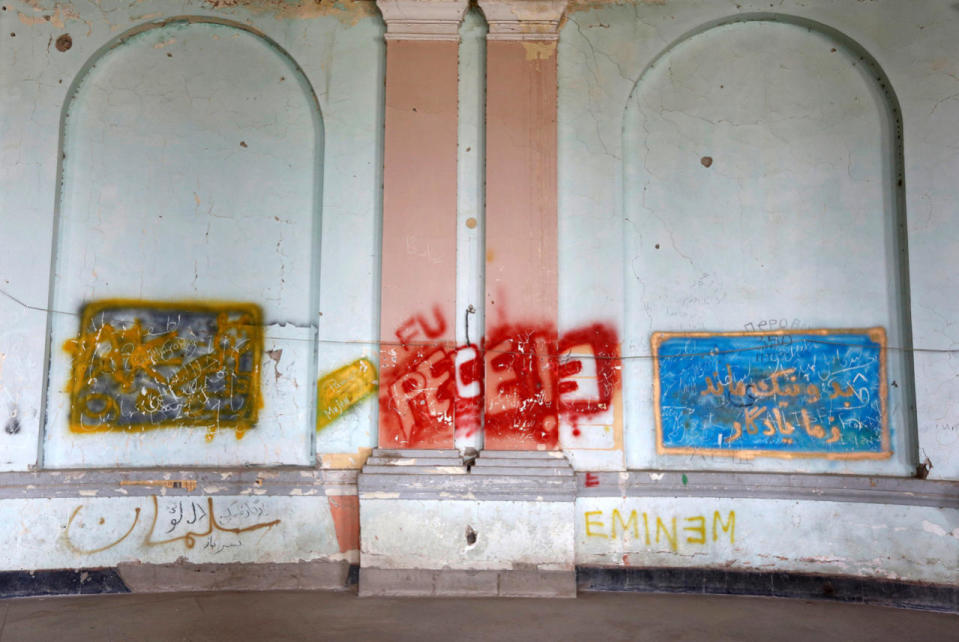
[0,590,955,641]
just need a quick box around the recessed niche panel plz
[44,21,322,467]
[623,18,913,474]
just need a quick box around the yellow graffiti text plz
[317,358,378,430]
[585,509,736,550]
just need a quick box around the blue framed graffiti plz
[651,328,889,459]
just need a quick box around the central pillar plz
[376,0,469,449]
[479,0,568,450]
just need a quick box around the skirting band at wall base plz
[576,566,959,613]
[0,561,358,600]
[117,560,355,593]
[2,565,955,611]
[0,569,129,599]
[359,568,576,598]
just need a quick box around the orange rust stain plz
[328,495,360,553]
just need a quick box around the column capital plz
[477,0,569,41]
[376,0,471,41]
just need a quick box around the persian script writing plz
[652,328,889,459]
[64,301,262,438]
[65,496,280,555]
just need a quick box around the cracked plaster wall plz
[0,0,956,582]
[0,0,382,570]
[558,0,959,481]
[0,1,384,469]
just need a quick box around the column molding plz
[477,0,568,41]
[376,0,470,41]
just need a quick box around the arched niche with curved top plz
[622,14,916,475]
[42,18,324,468]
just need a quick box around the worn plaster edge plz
[359,567,576,598]
[577,566,959,613]
[576,472,959,509]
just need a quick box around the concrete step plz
[472,458,570,468]
[362,465,467,475]
[367,457,465,467]
[468,467,575,477]
[372,449,461,459]
[478,450,566,459]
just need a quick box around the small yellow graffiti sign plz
[317,358,377,430]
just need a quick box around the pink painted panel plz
[484,40,560,450]
[379,41,459,449]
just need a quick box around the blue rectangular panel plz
[652,329,889,459]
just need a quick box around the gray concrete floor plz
[0,591,955,641]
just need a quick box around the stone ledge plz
[358,450,576,501]
[578,471,959,508]
[359,567,575,598]
[0,468,358,499]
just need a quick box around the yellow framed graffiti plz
[64,300,263,439]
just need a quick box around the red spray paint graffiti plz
[379,306,456,448]
[379,307,620,450]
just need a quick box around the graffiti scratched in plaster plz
[64,301,262,440]
[65,496,280,555]
[652,328,889,459]
[317,357,377,430]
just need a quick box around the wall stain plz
[16,1,92,35]
[4,416,20,435]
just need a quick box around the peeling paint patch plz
[921,520,947,537]
[522,41,556,61]
[568,0,665,14]
[320,448,373,470]
[153,37,176,49]
[202,0,377,27]
[16,1,92,35]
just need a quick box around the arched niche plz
[622,14,915,475]
[43,17,324,468]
